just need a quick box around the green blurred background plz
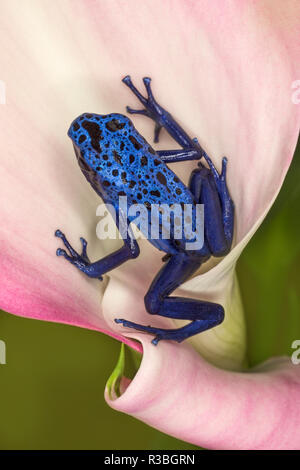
[0,140,299,450]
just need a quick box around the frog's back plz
[70,113,194,208]
[69,113,197,253]
[104,123,195,209]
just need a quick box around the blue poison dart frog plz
[55,76,234,345]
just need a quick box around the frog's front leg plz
[55,210,139,279]
[123,75,203,154]
[156,148,200,163]
[115,253,224,345]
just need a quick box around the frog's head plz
[68,113,133,189]
[68,112,131,152]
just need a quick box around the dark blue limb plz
[115,253,224,345]
[202,152,235,249]
[55,211,139,279]
[122,75,204,155]
[189,166,229,257]
[156,148,200,163]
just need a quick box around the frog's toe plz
[115,318,171,345]
[126,106,149,116]
[142,77,155,101]
[55,229,68,243]
[56,248,75,263]
[114,318,134,327]
[151,336,161,346]
[154,123,162,143]
[114,318,154,333]
[80,236,87,247]
[79,237,90,261]
[122,75,133,87]
[56,248,67,258]
[55,229,63,238]
[220,157,228,180]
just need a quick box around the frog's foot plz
[55,229,103,280]
[115,319,177,345]
[115,305,224,345]
[122,75,164,142]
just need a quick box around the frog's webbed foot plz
[114,319,178,346]
[123,75,164,143]
[55,229,103,280]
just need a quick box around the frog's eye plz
[105,119,125,132]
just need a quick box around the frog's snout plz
[67,120,78,142]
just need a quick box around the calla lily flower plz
[0,0,299,450]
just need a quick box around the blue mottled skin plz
[55,76,234,345]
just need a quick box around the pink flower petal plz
[99,0,300,449]
[98,0,300,367]
[0,0,298,338]
[106,338,300,450]
[0,0,299,448]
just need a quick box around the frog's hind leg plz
[202,153,234,250]
[122,75,203,155]
[115,253,224,345]
[188,162,234,257]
